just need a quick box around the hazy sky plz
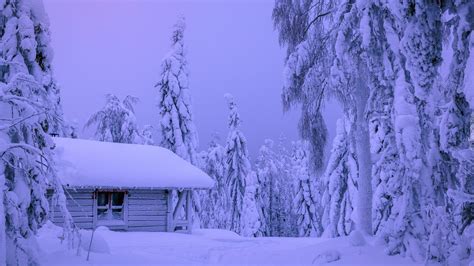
[43,0,342,159]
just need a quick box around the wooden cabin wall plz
[127,189,168,231]
[48,188,95,229]
[48,188,169,232]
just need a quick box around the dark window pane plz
[112,192,124,206]
[97,209,108,220]
[97,192,108,206]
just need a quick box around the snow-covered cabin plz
[48,138,213,232]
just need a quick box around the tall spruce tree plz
[156,17,202,226]
[224,94,251,234]
[156,16,198,165]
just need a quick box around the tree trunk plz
[355,80,373,235]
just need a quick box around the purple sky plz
[43,0,342,159]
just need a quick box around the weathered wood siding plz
[48,188,95,229]
[127,189,168,232]
[49,188,169,232]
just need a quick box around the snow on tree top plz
[53,137,214,189]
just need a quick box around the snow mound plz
[312,249,341,264]
[193,229,242,240]
[80,228,110,254]
[349,230,366,247]
[39,220,63,236]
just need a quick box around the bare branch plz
[303,10,332,37]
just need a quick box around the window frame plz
[93,190,128,228]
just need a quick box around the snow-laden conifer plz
[156,16,198,165]
[255,139,279,236]
[85,94,141,144]
[241,171,261,237]
[292,140,322,237]
[383,1,443,259]
[224,94,251,234]
[321,118,356,237]
[200,136,228,229]
[0,1,77,263]
[30,0,67,136]
[141,125,155,145]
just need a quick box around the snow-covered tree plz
[381,1,443,259]
[241,171,261,237]
[85,94,141,144]
[64,119,79,139]
[328,0,374,236]
[275,136,299,236]
[452,149,474,234]
[156,16,202,227]
[141,125,155,145]
[470,115,474,148]
[156,16,198,165]
[354,0,401,236]
[0,1,76,263]
[274,0,373,236]
[255,139,278,236]
[224,94,251,234]
[273,0,330,173]
[425,207,460,265]
[292,140,322,237]
[436,1,473,241]
[273,0,473,262]
[255,138,297,237]
[199,135,228,229]
[30,0,67,137]
[321,118,357,237]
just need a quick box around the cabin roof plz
[53,137,214,189]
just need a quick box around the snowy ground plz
[37,222,421,265]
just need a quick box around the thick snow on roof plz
[53,137,213,189]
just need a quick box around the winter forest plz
[1,0,474,265]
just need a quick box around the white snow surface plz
[36,222,422,265]
[53,137,213,189]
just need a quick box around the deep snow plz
[37,222,421,265]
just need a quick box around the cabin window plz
[96,191,125,222]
